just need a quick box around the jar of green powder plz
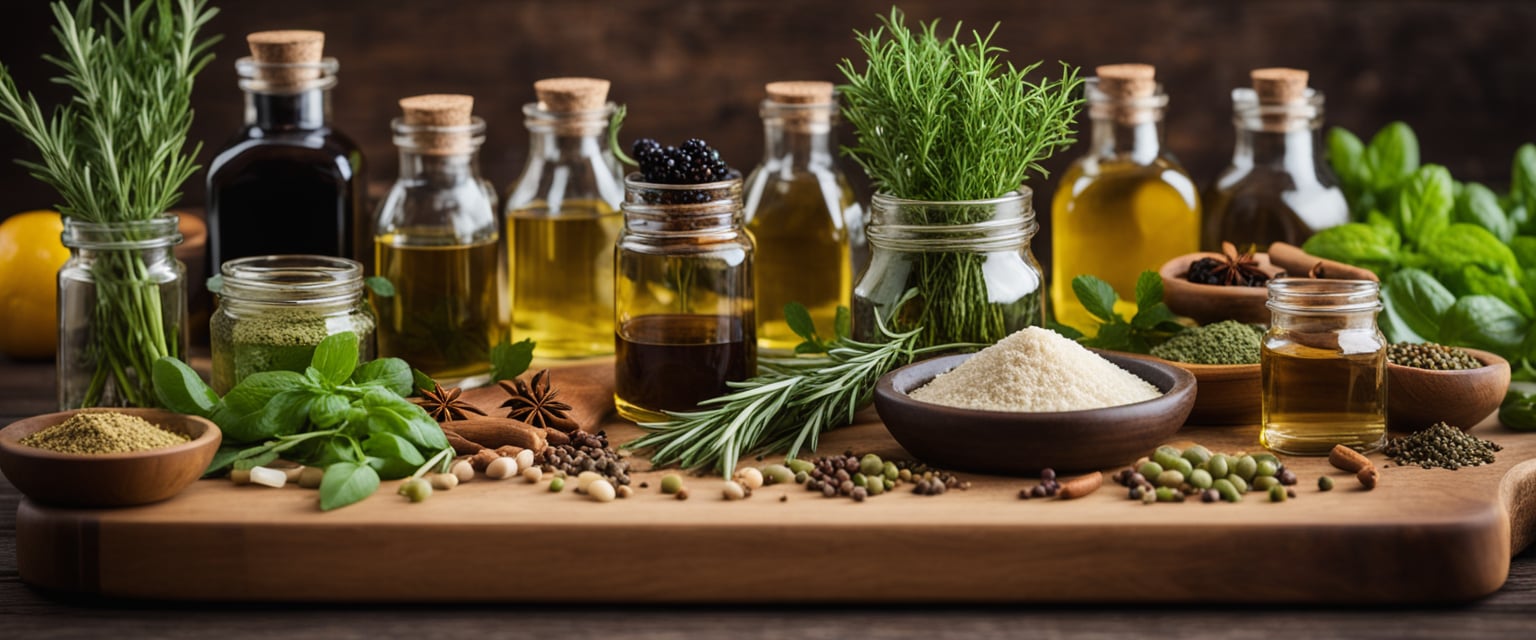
[211,255,376,393]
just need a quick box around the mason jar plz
[59,215,188,409]
[852,189,1044,348]
[210,255,376,393]
[1260,278,1386,455]
[614,174,756,423]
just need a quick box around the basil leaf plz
[365,276,396,298]
[362,432,426,480]
[318,462,380,511]
[1071,274,1120,323]
[204,444,246,477]
[361,387,449,450]
[411,368,435,394]
[1364,210,1402,253]
[1366,121,1419,193]
[1511,237,1536,270]
[260,388,318,435]
[1439,295,1527,358]
[311,331,359,386]
[1513,144,1536,225]
[1454,183,1512,243]
[1328,127,1369,212]
[151,357,219,417]
[1300,223,1399,274]
[490,336,536,382]
[1382,268,1455,341]
[1398,165,1454,246]
[784,302,819,342]
[232,450,279,471]
[1421,223,1520,276]
[1133,270,1163,311]
[352,358,414,397]
[214,370,308,442]
[308,393,352,428]
[1445,265,1534,319]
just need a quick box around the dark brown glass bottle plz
[207,31,364,275]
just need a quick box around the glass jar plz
[374,101,506,384]
[1202,83,1348,250]
[615,174,756,423]
[743,82,864,353]
[1051,70,1200,333]
[211,255,376,393]
[504,82,624,359]
[852,190,1044,348]
[1260,279,1386,455]
[59,216,188,409]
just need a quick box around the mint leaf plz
[214,370,308,442]
[490,337,536,382]
[365,276,396,297]
[352,358,413,397]
[307,393,352,428]
[1131,302,1177,330]
[319,462,380,511]
[152,357,219,417]
[1071,275,1120,323]
[311,331,359,386]
[1133,270,1163,311]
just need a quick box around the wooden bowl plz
[0,408,221,508]
[1387,348,1511,432]
[1160,243,1378,325]
[873,351,1196,474]
[1165,361,1261,426]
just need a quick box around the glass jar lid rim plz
[523,101,616,120]
[624,171,743,191]
[220,254,362,290]
[872,188,1034,207]
[1266,277,1381,311]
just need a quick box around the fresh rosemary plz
[837,8,1082,347]
[0,0,218,407]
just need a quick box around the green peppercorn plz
[660,474,683,494]
[548,477,565,492]
[1255,460,1279,478]
[1387,342,1481,371]
[852,473,868,488]
[787,459,814,474]
[1269,484,1287,502]
[883,462,899,481]
[860,454,884,477]
[1253,476,1280,491]
[1318,476,1335,491]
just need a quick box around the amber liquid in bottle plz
[615,314,754,415]
[747,176,854,350]
[508,200,622,358]
[1260,341,1386,455]
[1202,169,1348,251]
[375,231,504,380]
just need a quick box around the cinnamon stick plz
[442,417,548,452]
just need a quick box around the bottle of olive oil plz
[1202,68,1349,250]
[373,95,507,383]
[743,81,864,353]
[504,78,624,359]
[1051,64,1200,333]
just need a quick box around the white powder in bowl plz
[907,327,1162,412]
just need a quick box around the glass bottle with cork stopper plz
[207,30,366,276]
[504,77,624,359]
[1050,64,1200,332]
[373,94,507,384]
[743,81,864,353]
[1202,68,1348,250]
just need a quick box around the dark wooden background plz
[3,0,1536,270]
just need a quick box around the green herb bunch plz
[837,8,1082,347]
[1307,122,1536,373]
[0,0,219,407]
[153,332,453,511]
[1049,271,1184,354]
[625,302,978,476]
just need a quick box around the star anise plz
[1187,241,1270,287]
[412,381,487,423]
[500,369,575,431]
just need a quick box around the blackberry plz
[631,136,734,186]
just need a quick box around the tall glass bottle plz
[373,95,506,384]
[1051,64,1200,332]
[743,81,864,352]
[207,30,365,276]
[1202,68,1348,250]
[504,77,624,358]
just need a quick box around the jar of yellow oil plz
[1051,64,1199,333]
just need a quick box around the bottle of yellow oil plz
[743,81,864,353]
[1051,64,1199,332]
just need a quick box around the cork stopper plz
[766,81,835,105]
[534,77,611,113]
[764,81,836,133]
[1095,64,1157,100]
[246,30,325,87]
[1251,68,1309,105]
[398,94,476,155]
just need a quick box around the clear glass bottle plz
[615,175,756,423]
[504,78,624,359]
[210,255,376,393]
[1051,66,1200,332]
[1261,278,1386,455]
[58,216,188,409]
[1203,69,1348,250]
[207,32,365,276]
[743,81,864,353]
[373,96,506,384]
[852,190,1044,348]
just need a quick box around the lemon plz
[0,210,69,360]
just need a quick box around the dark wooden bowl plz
[1387,348,1511,432]
[1159,243,1378,325]
[1164,360,1261,426]
[0,408,221,508]
[873,351,1196,475]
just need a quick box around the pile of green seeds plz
[1150,320,1264,365]
[1386,342,1481,371]
[793,452,968,501]
[1113,444,1298,504]
[20,412,189,455]
[1383,422,1501,470]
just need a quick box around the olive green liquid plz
[1261,341,1386,455]
[745,176,853,353]
[375,232,505,381]
[508,200,621,358]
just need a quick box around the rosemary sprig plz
[625,302,978,476]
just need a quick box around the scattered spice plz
[1186,242,1270,287]
[1387,342,1481,371]
[412,381,487,422]
[1383,422,1501,470]
[801,452,968,500]
[500,369,579,432]
[1113,444,1297,504]
[442,418,547,453]
[908,327,1161,412]
[535,430,632,486]
[1150,320,1264,365]
[20,412,188,454]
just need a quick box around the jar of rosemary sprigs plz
[210,255,376,393]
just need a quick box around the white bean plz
[451,459,475,483]
[515,448,535,472]
[736,467,764,490]
[486,457,519,480]
[430,473,459,490]
[249,466,287,488]
[522,466,543,483]
[588,479,616,503]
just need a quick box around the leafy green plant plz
[0,0,219,407]
[152,332,452,510]
[1048,271,1184,353]
[488,336,535,383]
[837,8,1082,347]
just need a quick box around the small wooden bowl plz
[1387,349,1511,432]
[1160,243,1378,325]
[0,408,221,508]
[873,351,1196,474]
[1165,361,1261,426]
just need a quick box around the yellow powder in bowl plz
[19,412,189,454]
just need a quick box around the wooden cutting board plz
[14,363,1536,604]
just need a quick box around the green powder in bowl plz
[1151,320,1264,365]
[19,412,189,455]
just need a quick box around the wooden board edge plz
[15,500,99,594]
[1501,457,1536,554]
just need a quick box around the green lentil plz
[1318,476,1335,491]
[1189,468,1213,489]
[1138,461,1164,479]
[1169,457,1194,477]
[660,474,683,494]
[1213,478,1241,502]
[1149,320,1264,365]
[866,477,885,496]
[1382,422,1502,469]
[1235,456,1258,482]
[20,412,189,454]
[1253,476,1280,491]
[1268,484,1287,502]
[1387,342,1481,371]
[548,477,565,492]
